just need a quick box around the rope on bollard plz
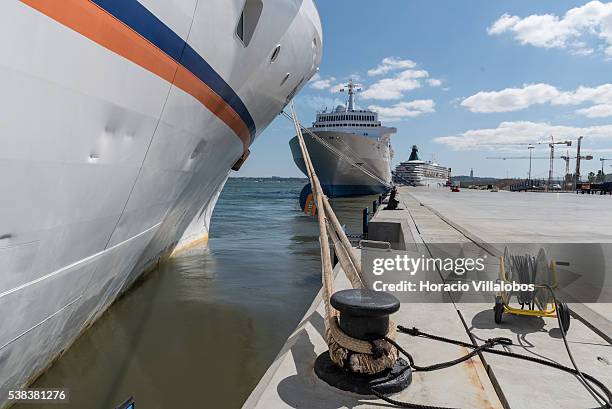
[289,103,397,374]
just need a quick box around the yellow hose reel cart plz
[494,247,570,332]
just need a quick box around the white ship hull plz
[0,0,321,404]
[289,131,392,197]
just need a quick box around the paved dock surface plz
[243,188,612,409]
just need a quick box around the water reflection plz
[21,179,376,409]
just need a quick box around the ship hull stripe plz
[19,0,255,150]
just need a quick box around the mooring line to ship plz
[288,104,612,408]
[280,110,391,189]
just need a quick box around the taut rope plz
[289,103,398,374]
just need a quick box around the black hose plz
[543,285,610,407]
[382,325,612,409]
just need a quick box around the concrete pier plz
[243,187,612,409]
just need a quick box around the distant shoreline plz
[229,176,308,180]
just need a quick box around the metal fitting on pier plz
[314,289,412,395]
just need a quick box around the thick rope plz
[290,103,397,375]
[326,223,363,289]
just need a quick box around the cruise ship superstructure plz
[289,81,395,197]
[0,0,322,404]
[393,145,450,187]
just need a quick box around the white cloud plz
[367,57,417,76]
[461,82,612,115]
[427,78,442,87]
[362,69,429,100]
[576,103,612,117]
[368,100,435,121]
[461,83,561,113]
[488,1,612,57]
[434,121,612,149]
[555,83,612,105]
[309,73,337,90]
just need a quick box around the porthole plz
[280,73,290,86]
[270,44,281,63]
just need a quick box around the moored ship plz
[289,81,395,197]
[0,0,321,404]
[393,145,450,187]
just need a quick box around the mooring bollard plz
[372,200,377,214]
[314,289,411,395]
[362,207,369,236]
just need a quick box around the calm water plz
[23,178,377,409]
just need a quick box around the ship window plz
[270,44,281,62]
[280,72,290,86]
[236,0,263,47]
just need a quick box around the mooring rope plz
[289,103,398,374]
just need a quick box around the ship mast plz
[340,80,361,111]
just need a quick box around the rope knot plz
[369,340,388,359]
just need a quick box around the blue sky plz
[239,0,612,179]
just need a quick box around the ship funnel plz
[409,145,419,161]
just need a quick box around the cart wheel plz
[494,298,504,324]
[557,303,570,332]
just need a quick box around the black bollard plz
[362,207,369,236]
[332,289,399,340]
[314,289,411,395]
[373,200,377,214]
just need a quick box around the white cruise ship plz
[289,81,395,197]
[393,145,450,187]
[0,0,321,404]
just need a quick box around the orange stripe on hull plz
[20,0,250,151]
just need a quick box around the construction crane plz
[572,136,595,188]
[487,152,592,184]
[547,136,572,191]
[601,158,612,176]
[485,156,549,159]
[560,151,593,184]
